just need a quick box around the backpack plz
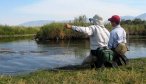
[97,47,114,63]
[92,47,115,68]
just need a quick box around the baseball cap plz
[108,15,120,23]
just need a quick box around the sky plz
[0,0,146,25]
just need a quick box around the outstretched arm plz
[64,24,93,36]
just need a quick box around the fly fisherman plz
[108,15,129,66]
[65,14,110,68]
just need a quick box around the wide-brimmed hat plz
[89,14,104,28]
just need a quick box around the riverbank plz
[0,34,35,38]
[0,25,39,37]
[0,58,145,84]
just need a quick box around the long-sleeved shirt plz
[72,25,110,50]
[108,25,127,49]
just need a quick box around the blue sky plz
[0,0,146,25]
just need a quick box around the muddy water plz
[0,38,146,74]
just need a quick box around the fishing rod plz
[67,37,71,49]
[64,21,72,49]
[127,28,130,51]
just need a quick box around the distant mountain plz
[121,13,146,20]
[121,16,135,20]
[20,13,146,27]
[20,20,53,27]
[136,13,146,20]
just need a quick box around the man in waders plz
[65,14,110,68]
[108,15,129,66]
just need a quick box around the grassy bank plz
[35,22,146,41]
[0,58,146,84]
[0,36,34,42]
[0,25,39,37]
[35,22,88,41]
[34,15,146,41]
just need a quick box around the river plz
[0,37,146,75]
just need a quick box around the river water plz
[0,38,146,75]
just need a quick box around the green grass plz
[35,22,146,41]
[0,58,146,84]
[35,22,87,41]
[0,25,39,36]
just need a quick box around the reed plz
[35,22,87,41]
[0,25,39,36]
[35,22,146,41]
[35,16,146,41]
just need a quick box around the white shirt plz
[108,25,127,49]
[72,25,110,50]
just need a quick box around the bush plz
[35,22,88,41]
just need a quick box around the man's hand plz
[64,24,72,29]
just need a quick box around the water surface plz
[0,38,146,74]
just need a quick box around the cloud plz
[15,0,145,21]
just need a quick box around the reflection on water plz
[0,38,146,74]
[126,39,146,58]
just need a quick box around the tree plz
[133,18,144,24]
[74,15,87,23]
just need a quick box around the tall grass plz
[35,22,88,41]
[35,22,146,41]
[0,25,39,36]
[105,24,146,35]
[122,24,146,35]
[33,15,146,41]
